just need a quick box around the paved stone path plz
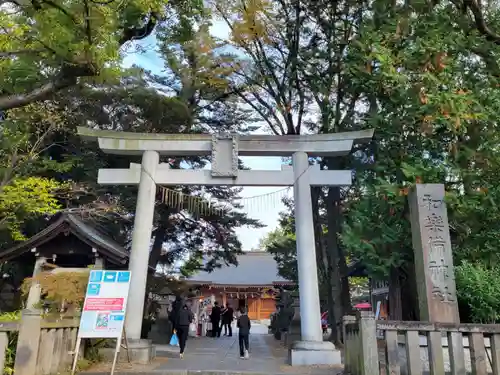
[158,333,281,371]
[155,323,340,374]
[83,324,342,374]
[156,333,340,374]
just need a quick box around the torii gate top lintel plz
[77,127,374,157]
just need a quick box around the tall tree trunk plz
[148,208,173,269]
[401,261,420,320]
[340,273,352,316]
[324,187,344,345]
[339,248,352,316]
[142,208,172,337]
[324,157,352,343]
[388,266,402,320]
[149,224,168,270]
[311,188,340,345]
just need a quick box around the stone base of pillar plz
[147,318,169,345]
[284,330,300,347]
[288,340,341,366]
[285,296,301,347]
[126,339,155,364]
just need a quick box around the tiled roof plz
[187,251,291,286]
[0,212,128,266]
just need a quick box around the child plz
[237,307,251,359]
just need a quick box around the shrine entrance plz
[238,298,246,312]
[78,127,374,366]
[247,298,258,320]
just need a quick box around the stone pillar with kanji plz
[409,183,460,323]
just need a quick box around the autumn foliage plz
[22,271,90,312]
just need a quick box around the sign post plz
[71,270,132,375]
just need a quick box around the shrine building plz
[0,212,133,312]
[0,212,130,270]
[185,251,293,321]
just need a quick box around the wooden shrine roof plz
[186,251,294,287]
[0,212,129,266]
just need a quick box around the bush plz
[0,311,20,375]
[21,270,89,313]
[455,261,500,323]
[4,331,18,375]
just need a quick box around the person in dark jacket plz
[175,304,194,358]
[237,307,251,359]
[168,296,183,336]
[222,303,234,336]
[210,302,222,338]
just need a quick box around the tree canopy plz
[0,2,262,283]
[0,0,204,110]
[252,0,500,327]
[2,0,500,326]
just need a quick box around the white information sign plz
[72,270,132,375]
[78,270,131,339]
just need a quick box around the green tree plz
[261,203,369,311]
[225,0,500,327]
[0,105,81,242]
[0,70,262,321]
[0,0,203,110]
[213,0,309,135]
[340,0,500,322]
[259,216,297,283]
[455,261,500,324]
[39,79,262,271]
[215,0,384,343]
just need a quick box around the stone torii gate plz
[78,127,374,365]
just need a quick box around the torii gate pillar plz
[127,150,159,339]
[78,127,374,366]
[289,151,338,364]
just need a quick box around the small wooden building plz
[186,251,293,321]
[0,212,129,269]
[0,212,130,311]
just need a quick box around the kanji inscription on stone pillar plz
[409,184,460,323]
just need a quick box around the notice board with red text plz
[78,270,132,338]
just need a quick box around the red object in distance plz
[84,298,124,311]
[321,311,328,330]
[354,302,371,309]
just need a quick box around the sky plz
[122,21,289,250]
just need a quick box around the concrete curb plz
[155,349,180,359]
[82,372,311,375]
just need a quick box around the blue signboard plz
[103,271,117,282]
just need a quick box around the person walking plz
[168,296,183,336]
[175,303,194,359]
[210,302,222,338]
[223,303,234,336]
[237,307,251,359]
